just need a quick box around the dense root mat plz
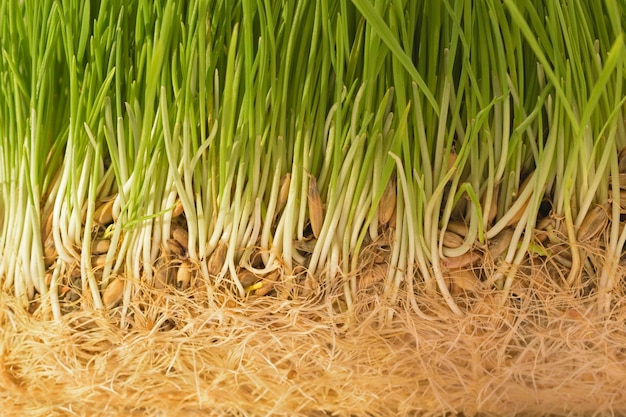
[2,268,626,417]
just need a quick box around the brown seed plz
[95,198,115,226]
[43,235,57,268]
[44,272,53,285]
[441,250,481,269]
[446,221,469,238]
[294,238,317,254]
[387,205,397,229]
[207,241,227,276]
[534,217,555,243]
[488,228,514,259]
[176,262,192,290]
[276,173,291,214]
[378,177,397,225]
[442,230,465,249]
[237,269,260,287]
[172,199,184,218]
[172,226,189,251]
[306,172,324,238]
[92,255,108,269]
[42,211,54,240]
[254,270,279,296]
[69,265,82,278]
[102,276,125,309]
[254,280,275,296]
[92,239,111,255]
[166,238,187,259]
[578,205,607,242]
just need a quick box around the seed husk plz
[92,239,111,255]
[167,238,187,258]
[172,226,189,251]
[387,205,397,229]
[295,238,317,254]
[307,172,324,238]
[441,250,481,269]
[102,276,125,309]
[42,211,54,240]
[534,217,556,243]
[43,235,57,268]
[92,255,108,269]
[276,173,291,214]
[176,261,192,290]
[172,199,184,218]
[95,198,115,226]
[253,280,275,296]
[578,204,607,242]
[449,268,482,295]
[446,221,469,238]
[378,177,397,225]
[207,241,228,276]
[488,227,514,259]
[254,273,278,297]
[238,269,260,287]
[442,230,465,249]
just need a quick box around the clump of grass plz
[1,0,626,415]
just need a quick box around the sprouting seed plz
[237,269,260,287]
[207,241,228,276]
[488,228,514,259]
[172,199,184,218]
[176,261,192,290]
[172,226,189,252]
[103,276,125,309]
[442,230,464,249]
[446,221,469,238]
[95,198,116,226]
[43,235,57,268]
[306,171,323,238]
[578,205,607,242]
[166,238,187,259]
[92,239,111,255]
[441,250,481,269]
[378,177,397,225]
[276,173,291,214]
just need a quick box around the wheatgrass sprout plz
[3,0,626,415]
